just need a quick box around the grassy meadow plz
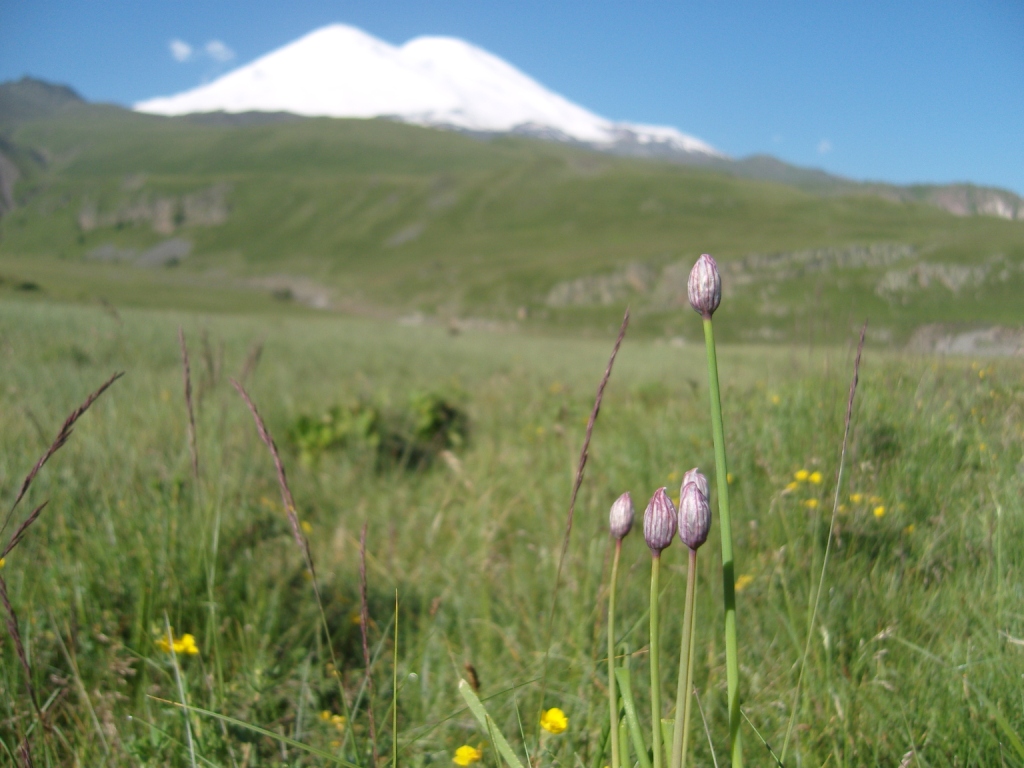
[1,297,1022,766]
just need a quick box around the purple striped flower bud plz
[643,487,677,554]
[681,467,709,501]
[678,480,711,550]
[609,492,635,540]
[687,254,722,318]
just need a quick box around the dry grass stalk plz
[178,328,200,483]
[0,374,123,720]
[558,308,631,577]
[17,739,34,768]
[537,308,629,732]
[229,377,353,719]
[2,502,48,560]
[1,371,124,539]
[0,370,122,759]
[97,296,122,325]
[0,574,40,718]
[237,338,265,383]
[229,378,306,560]
[360,523,379,766]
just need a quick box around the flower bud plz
[681,467,709,500]
[643,487,677,554]
[609,492,635,540]
[678,480,711,550]
[687,253,721,318]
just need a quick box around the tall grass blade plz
[614,665,652,768]
[780,322,867,763]
[164,614,198,768]
[458,679,527,768]
[360,523,379,766]
[150,697,363,767]
[392,589,399,768]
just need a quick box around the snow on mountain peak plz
[135,23,721,157]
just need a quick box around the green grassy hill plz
[2,101,1023,343]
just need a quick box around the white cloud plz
[169,38,193,62]
[817,139,833,155]
[205,40,235,62]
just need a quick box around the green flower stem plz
[702,316,743,768]
[670,547,699,768]
[650,554,664,768]
[608,539,623,768]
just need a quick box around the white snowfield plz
[135,24,720,157]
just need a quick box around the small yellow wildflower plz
[300,520,313,534]
[453,746,483,766]
[794,469,810,482]
[735,574,754,592]
[667,470,679,483]
[904,524,915,534]
[770,394,781,405]
[809,471,823,484]
[727,472,734,485]
[873,506,886,518]
[157,632,199,655]
[802,499,819,509]
[979,443,986,453]
[0,557,5,569]
[331,714,346,731]
[540,708,568,734]
[784,481,799,492]
[320,710,332,721]
[849,493,863,503]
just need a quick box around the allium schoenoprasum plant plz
[0,297,1023,765]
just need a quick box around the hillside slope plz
[1,101,1022,345]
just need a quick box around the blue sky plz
[2,0,1022,194]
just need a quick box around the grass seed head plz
[687,253,722,318]
[609,492,635,540]
[643,487,677,554]
[679,478,711,550]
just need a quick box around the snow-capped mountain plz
[135,24,720,157]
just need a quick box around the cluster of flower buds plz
[687,253,721,319]
[609,468,711,553]
[678,468,711,550]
